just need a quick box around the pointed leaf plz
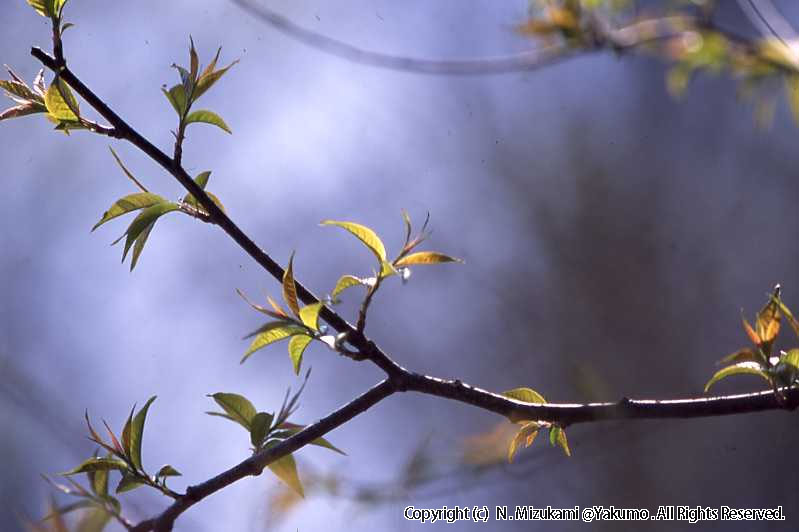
[45,78,79,121]
[508,422,540,463]
[92,193,166,231]
[772,296,799,337]
[121,202,180,263]
[250,412,273,448]
[115,474,145,494]
[502,387,546,404]
[780,348,799,370]
[242,325,306,363]
[26,0,53,17]
[0,103,47,121]
[208,393,257,431]
[704,362,772,392]
[194,59,238,100]
[242,319,298,340]
[162,84,187,115]
[156,465,182,478]
[128,396,156,471]
[742,317,761,346]
[129,220,155,271]
[320,220,386,263]
[0,80,41,103]
[298,302,322,331]
[549,426,571,457]
[331,275,366,299]
[184,109,231,134]
[189,37,199,82]
[62,457,128,476]
[282,252,301,317]
[194,170,211,190]
[288,334,313,375]
[273,423,346,455]
[267,451,304,497]
[395,251,462,267]
[120,404,136,461]
[236,289,287,320]
[88,467,108,497]
[718,348,764,366]
[756,295,781,345]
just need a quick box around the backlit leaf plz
[236,289,287,320]
[718,348,764,366]
[755,294,781,345]
[92,193,166,231]
[242,324,306,363]
[549,426,571,457]
[273,423,346,455]
[704,362,772,392]
[45,78,79,121]
[185,109,231,133]
[508,421,540,463]
[320,220,386,263]
[156,465,182,478]
[288,334,312,375]
[62,457,128,476]
[0,79,41,103]
[265,446,304,497]
[115,473,144,494]
[120,202,180,263]
[502,387,547,404]
[194,59,238,100]
[772,296,799,337]
[298,302,322,330]
[786,75,799,124]
[208,392,257,431]
[395,251,462,267]
[128,396,156,471]
[162,84,187,115]
[331,275,366,299]
[129,220,155,271]
[742,317,761,346]
[282,252,301,317]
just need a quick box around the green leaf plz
[718,348,765,366]
[250,412,273,448]
[120,404,136,462]
[128,396,156,471]
[288,334,313,375]
[781,348,799,370]
[184,109,232,133]
[704,362,772,392]
[298,302,322,331]
[272,424,345,455]
[162,84,187,115]
[27,0,54,17]
[785,75,799,124]
[331,275,367,299]
[45,78,79,121]
[208,392,257,431]
[242,319,298,340]
[62,457,128,476]
[395,251,462,267]
[189,37,199,82]
[549,426,571,457]
[120,202,180,263]
[266,447,304,497]
[195,170,211,190]
[502,387,547,404]
[156,465,182,478]
[108,146,148,192]
[320,220,387,263]
[282,252,301,317]
[0,79,42,103]
[508,421,541,463]
[88,467,108,497]
[115,473,145,494]
[772,295,799,337]
[194,59,238,100]
[92,193,166,231]
[129,220,156,271]
[242,324,307,363]
[75,506,111,532]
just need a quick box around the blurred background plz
[1,1,798,530]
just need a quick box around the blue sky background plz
[2,1,798,531]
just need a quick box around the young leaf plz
[208,393,257,431]
[549,426,571,457]
[242,324,306,363]
[0,79,42,103]
[250,412,274,448]
[718,348,764,366]
[755,294,781,346]
[288,334,313,375]
[155,465,182,478]
[266,448,304,497]
[120,202,180,263]
[27,0,54,18]
[502,387,547,404]
[320,220,387,264]
[45,78,79,121]
[129,220,156,271]
[108,146,149,193]
[162,84,187,115]
[331,275,367,299]
[184,109,232,133]
[62,457,128,475]
[772,295,799,337]
[781,348,799,370]
[92,193,166,231]
[298,302,322,331]
[115,473,145,494]
[704,362,772,392]
[128,396,157,471]
[282,252,301,317]
[120,404,136,462]
[0,103,47,121]
[242,319,299,340]
[742,317,761,346]
[236,289,287,320]
[395,251,462,267]
[88,467,108,497]
[194,59,238,100]
[189,37,199,82]
[194,170,211,190]
[508,421,540,463]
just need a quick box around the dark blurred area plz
[1,1,798,530]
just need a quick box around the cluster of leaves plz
[501,388,570,462]
[0,66,87,132]
[238,213,461,373]
[91,149,226,270]
[40,398,180,528]
[705,285,799,396]
[206,378,344,497]
[163,38,237,139]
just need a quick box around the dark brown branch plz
[131,379,396,532]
